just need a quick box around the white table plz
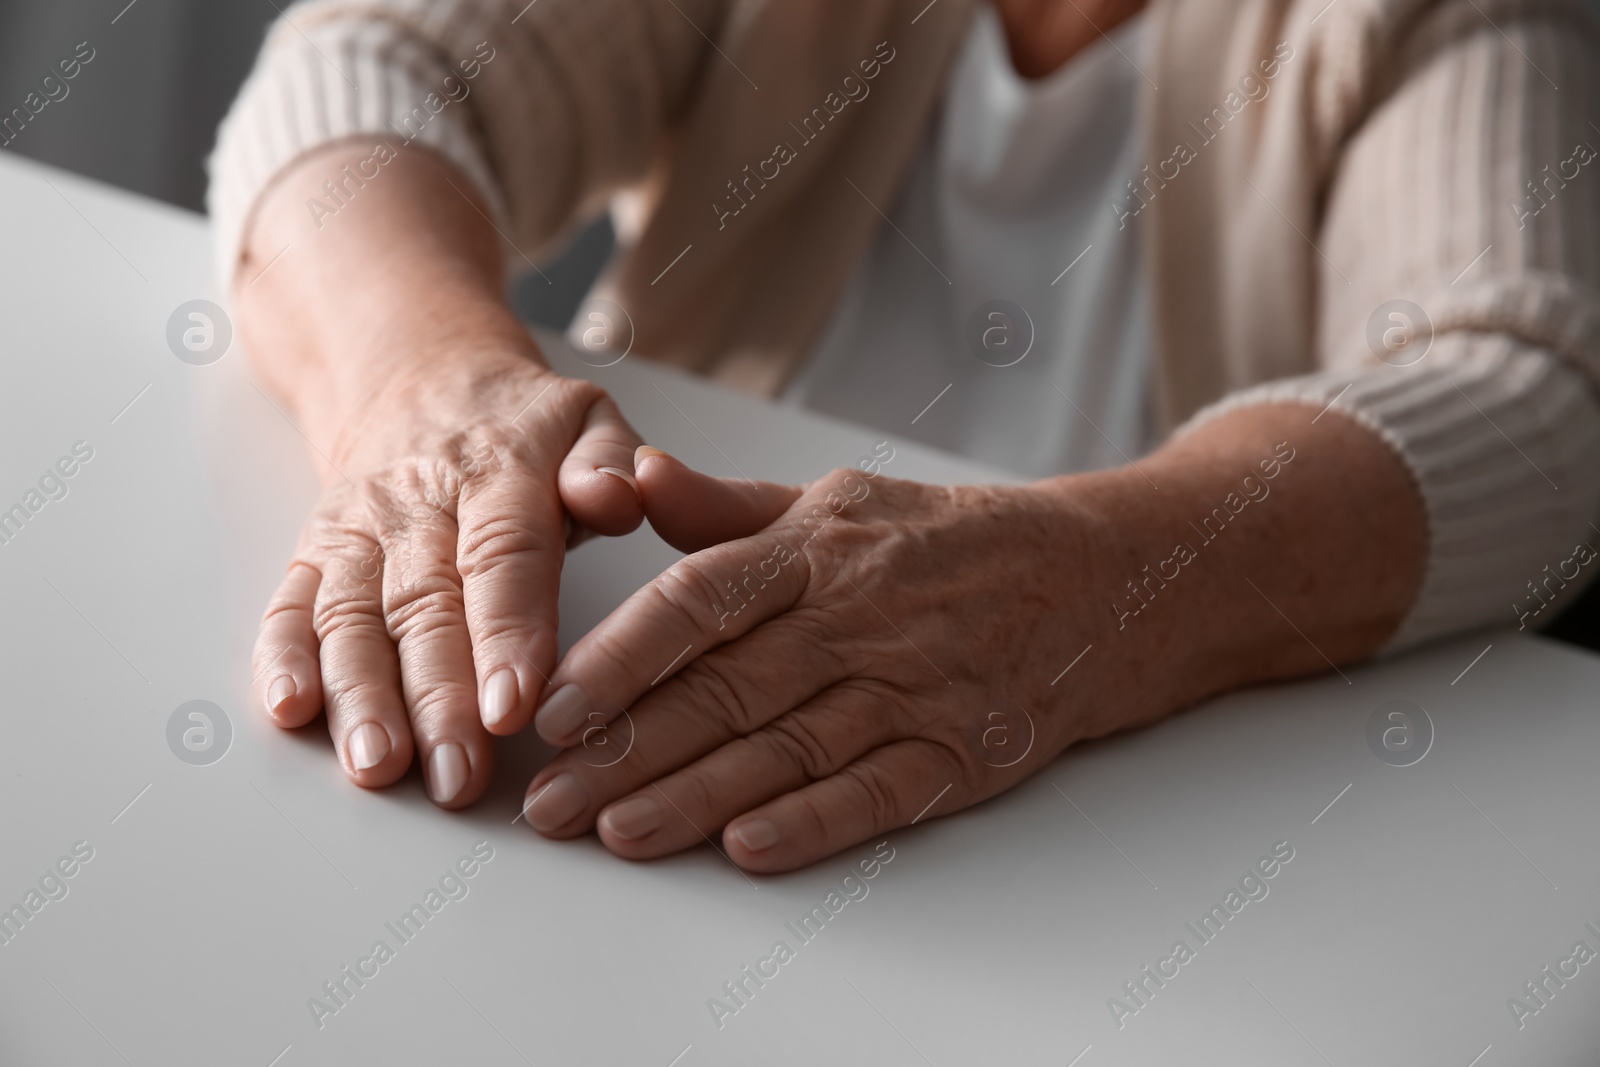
[2,153,1597,1065]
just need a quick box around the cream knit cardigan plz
[209,0,1600,651]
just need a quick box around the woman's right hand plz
[233,143,645,808]
[250,348,647,808]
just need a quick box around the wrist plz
[1036,402,1425,722]
[230,141,535,452]
[1066,448,1278,712]
[1011,468,1195,739]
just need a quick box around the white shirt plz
[782,5,1150,478]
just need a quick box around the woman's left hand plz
[515,402,1426,872]
[517,446,1167,872]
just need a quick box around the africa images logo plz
[1365,699,1432,768]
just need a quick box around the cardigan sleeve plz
[1177,0,1600,651]
[205,0,725,283]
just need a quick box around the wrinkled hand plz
[520,447,1156,872]
[251,348,648,808]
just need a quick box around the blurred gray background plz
[0,0,612,330]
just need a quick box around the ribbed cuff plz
[205,7,508,288]
[1175,336,1600,653]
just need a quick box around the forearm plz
[231,143,540,457]
[1047,402,1427,721]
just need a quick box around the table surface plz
[2,153,1597,1066]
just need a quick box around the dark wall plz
[0,0,608,329]
[0,0,275,210]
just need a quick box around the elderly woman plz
[216,0,1600,871]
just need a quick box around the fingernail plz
[267,675,296,714]
[427,742,469,804]
[731,819,780,852]
[596,466,640,498]
[602,795,662,841]
[526,773,587,831]
[634,444,668,465]
[481,668,519,729]
[535,684,591,742]
[348,721,390,771]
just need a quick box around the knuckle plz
[261,570,319,626]
[320,552,382,599]
[380,465,459,529]
[402,675,474,730]
[250,640,290,681]
[663,772,718,825]
[784,470,877,554]
[788,787,835,845]
[824,465,858,489]
[675,658,761,734]
[950,745,987,797]
[455,436,509,482]
[382,577,466,641]
[759,715,838,781]
[456,516,550,582]
[342,456,473,542]
[651,560,727,633]
[301,513,386,585]
[923,734,986,799]
[578,625,648,692]
[784,504,852,564]
[838,760,901,830]
[523,377,606,443]
[550,375,607,410]
[303,484,359,531]
[311,584,387,642]
[323,675,391,717]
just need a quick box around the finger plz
[253,562,324,728]
[309,534,414,788]
[380,504,492,808]
[724,740,973,873]
[635,446,801,553]
[457,465,564,736]
[593,684,899,859]
[521,621,847,834]
[558,390,646,537]
[533,525,813,746]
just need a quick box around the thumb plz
[634,446,802,553]
[557,391,646,538]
